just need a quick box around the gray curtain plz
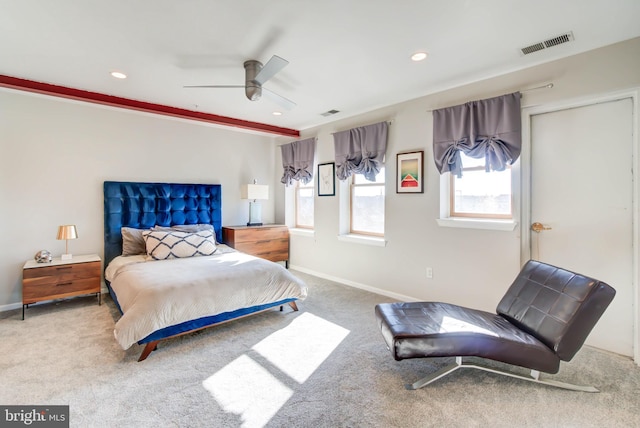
[333,121,388,181]
[280,137,316,186]
[433,92,521,177]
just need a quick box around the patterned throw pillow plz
[142,230,217,260]
[152,224,216,242]
[152,224,214,233]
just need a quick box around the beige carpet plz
[1,270,639,427]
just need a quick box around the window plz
[350,167,385,235]
[295,177,314,229]
[450,153,512,219]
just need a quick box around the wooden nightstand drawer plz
[23,261,100,283]
[22,254,102,319]
[23,277,100,304]
[222,225,289,267]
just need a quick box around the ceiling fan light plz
[411,52,428,62]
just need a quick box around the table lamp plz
[57,225,78,260]
[241,180,269,226]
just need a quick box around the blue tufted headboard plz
[103,181,222,269]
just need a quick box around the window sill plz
[289,228,315,238]
[337,234,387,247]
[436,217,517,231]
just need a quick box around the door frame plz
[520,88,640,364]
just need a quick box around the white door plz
[530,97,634,356]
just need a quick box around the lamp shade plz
[241,184,269,200]
[56,225,78,240]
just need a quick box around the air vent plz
[520,31,574,55]
[321,109,340,117]
[521,42,545,55]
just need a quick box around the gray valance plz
[333,121,388,181]
[433,92,521,177]
[280,137,316,186]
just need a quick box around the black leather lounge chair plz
[375,260,615,392]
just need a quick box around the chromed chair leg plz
[405,357,464,390]
[406,357,599,393]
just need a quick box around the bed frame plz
[103,181,298,361]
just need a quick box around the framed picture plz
[318,162,336,196]
[396,150,424,193]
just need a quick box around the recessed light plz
[272,111,283,116]
[110,71,127,79]
[411,52,428,62]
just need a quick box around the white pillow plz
[143,230,217,260]
[121,227,148,256]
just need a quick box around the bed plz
[103,181,308,361]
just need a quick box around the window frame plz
[349,167,385,237]
[294,178,314,230]
[449,164,513,220]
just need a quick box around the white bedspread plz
[105,247,308,349]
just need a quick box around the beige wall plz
[0,93,278,307]
[278,37,640,349]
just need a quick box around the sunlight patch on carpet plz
[202,312,350,427]
[252,312,350,383]
[202,354,293,428]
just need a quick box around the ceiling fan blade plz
[262,87,296,110]
[183,85,246,88]
[254,55,288,85]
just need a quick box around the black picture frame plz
[396,150,424,193]
[318,162,336,196]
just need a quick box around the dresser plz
[22,254,101,319]
[222,225,289,268]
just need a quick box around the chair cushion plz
[496,260,616,361]
[375,301,561,373]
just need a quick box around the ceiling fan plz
[184,55,296,110]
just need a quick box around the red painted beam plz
[0,74,300,137]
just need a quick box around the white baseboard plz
[289,264,419,303]
[0,302,22,312]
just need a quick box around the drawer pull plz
[56,267,72,270]
[57,282,73,286]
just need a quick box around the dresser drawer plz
[230,227,289,243]
[222,225,289,266]
[234,238,289,262]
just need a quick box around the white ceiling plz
[1,0,639,132]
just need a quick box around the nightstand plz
[222,225,289,268]
[22,254,102,319]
